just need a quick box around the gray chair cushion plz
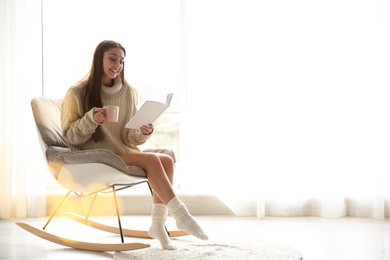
[47,147,146,178]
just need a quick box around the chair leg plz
[112,186,124,243]
[85,193,98,223]
[43,191,71,230]
[147,182,153,195]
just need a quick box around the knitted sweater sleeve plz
[61,88,99,145]
[123,128,150,148]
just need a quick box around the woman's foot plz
[167,197,208,240]
[149,224,176,250]
[149,203,176,250]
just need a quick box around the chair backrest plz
[31,97,69,153]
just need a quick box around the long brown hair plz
[83,40,127,142]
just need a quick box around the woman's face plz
[102,47,125,86]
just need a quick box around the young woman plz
[61,40,207,250]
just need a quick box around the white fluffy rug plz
[114,238,303,260]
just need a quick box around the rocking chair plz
[16,97,187,252]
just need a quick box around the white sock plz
[148,203,177,250]
[167,196,208,240]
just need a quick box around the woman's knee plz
[161,154,175,179]
[143,153,172,169]
[143,153,162,166]
[159,154,174,168]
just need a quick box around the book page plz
[125,93,173,129]
[166,93,174,106]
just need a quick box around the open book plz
[125,93,174,129]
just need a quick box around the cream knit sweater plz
[61,77,150,155]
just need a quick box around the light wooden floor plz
[0,215,389,260]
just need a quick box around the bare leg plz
[119,152,208,248]
[120,153,177,249]
[119,152,175,204]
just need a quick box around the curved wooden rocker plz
[66,212,189,238]
[15,222,150,252]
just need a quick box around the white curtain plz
[0,0,46,219]
[180,0,390,219]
